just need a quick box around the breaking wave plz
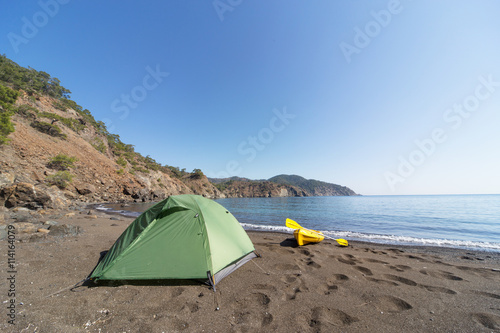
[241,222,500,252]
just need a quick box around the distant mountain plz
[208,174,358,197]
[208,176,252,184]
[268,174,357,196]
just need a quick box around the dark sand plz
[2,212,500,332]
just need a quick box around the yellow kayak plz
[293,228,325,246]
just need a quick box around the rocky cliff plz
[0,94,222,210]
[268,174,357,196]
[211,176,358,198]
[214,180,308,198]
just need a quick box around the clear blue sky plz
[1,0,499,195]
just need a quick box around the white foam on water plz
[241,223,500,252]
[94,205,112,211]
[240,223,293,234]
[94,204,141,217]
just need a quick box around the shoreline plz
[250,229,500,261]
[93,199,500,254]
[247,230,500,265]
[2,212,500,332]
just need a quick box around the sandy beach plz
[2,211,500,332]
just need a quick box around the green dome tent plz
[90,194,256,288]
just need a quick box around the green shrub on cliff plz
[30,120,67,139]
[132,166,149,174]
[166,165,188,179]
[0,84,19,108]
[0,109,15,145]
[47,154,78,170]
[16,105,38,119]
[116,157,127,167]
[214,180,234,192]
[107,133,134,156]
[0,84,20,145]
[143,155,160,171]
[38,112,86,133]
[46,171,73,189]
[0,55,70,99]
[52,100,67,111]
[190,169,204,179]
[92,138,107,154]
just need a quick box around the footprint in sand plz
[419,284,457,295]
[251,292,271,307]
[365,277,399,286]
[472,313,500,330]
[299,248,311,256]
[281,274,298,284]
[457,265,500,279]
[405,254,432,263]
[388,264,412,272]
[317,283,339,295]
[353,266,373,276]
[286,287,302,300]
[307,306,358,329]
[171,287,185,297]
[433,260,453,267]
[365,258,389,264]
[315,274,351,295]
[396,264,412,270]
[436,270,463,281]
[262,312,274,326]
[333,273,349,282]
[471,290,500,300]
[370,250,388,255]
[383,274,418,286]
[419,269,464,281]
[375,295,413,313]
[337,257,357,265]
[389,265,404,272]
[334,253,362,265]
[181,302,200,313]
[386,248,405,254]
[306,258,321,269]
[283,274,308,300]
[232,311,252,325]
[231,310,274,328]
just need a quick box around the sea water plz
[96,194,500,252]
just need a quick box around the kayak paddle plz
[286,218,348,247]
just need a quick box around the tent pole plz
[207,271,216,292]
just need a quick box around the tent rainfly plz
[89,194,257,289]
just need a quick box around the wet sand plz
[2,213,500,332]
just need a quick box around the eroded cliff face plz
[0,94,223,210]
[218,181,307,198]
